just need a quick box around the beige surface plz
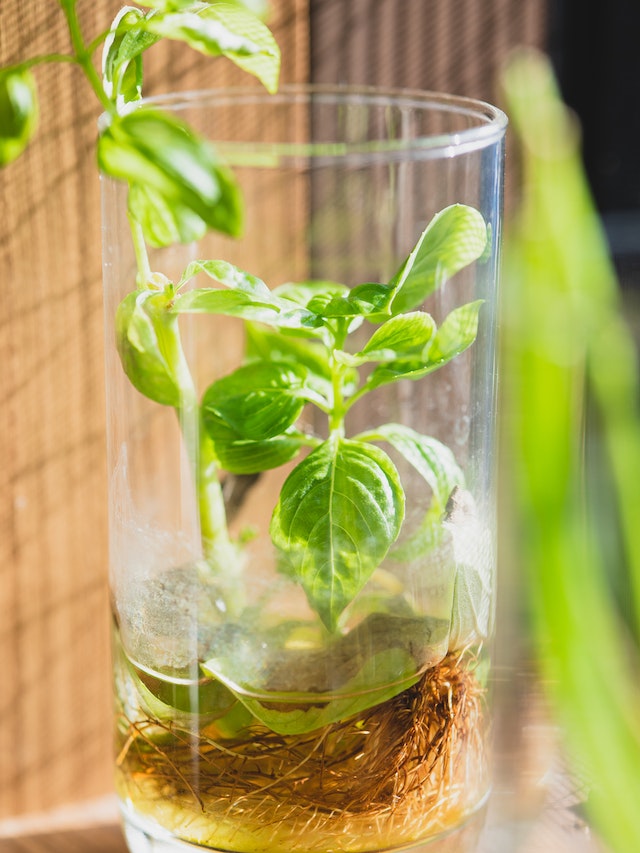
[0,0,547,825]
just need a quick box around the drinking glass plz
[102,85,507,853]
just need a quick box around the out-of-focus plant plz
[501,48,640,852]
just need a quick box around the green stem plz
[128,213,152,288]
[59,0,115,115]
[328,320,349,436]
[342,382,370,416]
[162,318,232,559]
[3,54,76,73]
[177,391,233,557]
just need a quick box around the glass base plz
[120,799,488,853]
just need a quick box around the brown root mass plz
[117,653,487,841]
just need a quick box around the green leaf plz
[128,183,207,246]
[427,299,484,363]
[341,311,436,366]
[137,0,270,14]
[390,204,488,314]
[178,258,271,297]
[205,419,303,474]
[369,423,464,512]
[245,324,337,402]
[245,324,331,380]
[270,437,405,630]
[202,361,308,440]
[116,288,183,406]
[273,280,348,308]
[102,7,149,104]
[142,3,280,93]
[208,647,419,734]
[175,261,322,331]
[0,69,38,166]
[135,0,205,8]
[365,299,483,390]
[98,108,243,240]
[172,287,281,322]
[307,283,393,319]
[449,562,493,649]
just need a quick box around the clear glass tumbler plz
[102,86,507,853]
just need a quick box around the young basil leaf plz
[307,283,393,319]
[426,298,484,364]
[116,288,183,407]
[135,0,203,9]
[102,7,148,104]
[142,2,280,93]
[178,258,271,298]
[98,108,243,239]
[367,423,465,512]
[273,280,348,308]
[128,183,207,246]
[202,361,308,440]
[205,416,303,474]
[137,0,269,15]
[365,299,483,390]
[0,69,38,166]
[389,204,488,314]
[172,287,281,323]
[175,261,322,331]
[270,437,405,631]
[340,311,436,366]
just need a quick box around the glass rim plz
[104,83,508,162]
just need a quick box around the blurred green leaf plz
[98,108,243,241]
[0,68,38,166]
[143,3,280,93]
[128,183,207,246]
[502,48,640,853]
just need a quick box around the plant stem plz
[59,0,115,115]
[328,320,348,436]
[2,54,76,73]
[128,213,152,288]
[164,319,232,557]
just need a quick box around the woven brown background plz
[0,0,545,821]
